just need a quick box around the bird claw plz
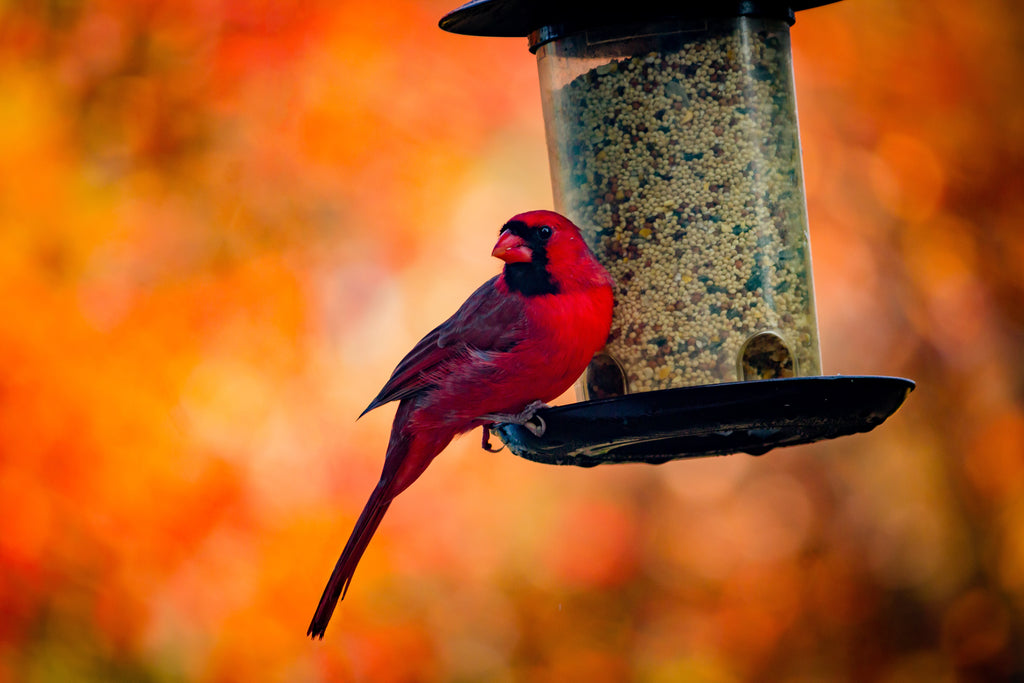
[481,424,504,453]
[523,414,546,438]
[479,400,548,438]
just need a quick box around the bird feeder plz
[440,0,913,465]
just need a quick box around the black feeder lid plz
[440,0,843,41]
[493,376,915,467]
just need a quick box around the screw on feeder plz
[440,0,914,465]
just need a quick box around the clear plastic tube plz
[536,16,822,398]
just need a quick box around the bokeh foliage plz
[1,1,1022,681]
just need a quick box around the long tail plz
[308,399,454,639]
[307,483,392,639]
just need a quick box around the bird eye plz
[538,225,553,239]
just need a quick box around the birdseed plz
[544,22,822,394]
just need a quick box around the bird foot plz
[479,400,548,438]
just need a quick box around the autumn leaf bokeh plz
[1,1,1023,681]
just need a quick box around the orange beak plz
[491,231,533,264]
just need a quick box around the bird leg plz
[479,400,548,438]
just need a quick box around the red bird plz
[307,210,613,638]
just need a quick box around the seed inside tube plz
[542,19,823,395]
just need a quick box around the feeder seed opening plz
[584,351,628,398]
[740,331,795,380]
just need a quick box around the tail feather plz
[307,487,392,639]
[308,398,454,639]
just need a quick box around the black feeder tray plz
[444,0,915,466]
[493,376,914,466]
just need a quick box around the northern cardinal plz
[307,210,613,638]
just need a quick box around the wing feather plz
[359,275,526,417]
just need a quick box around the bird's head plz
[491,210,610,296]
[487,209,598,296]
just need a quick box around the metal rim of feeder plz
[439,0,915,466]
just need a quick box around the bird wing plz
[359,275,526,417]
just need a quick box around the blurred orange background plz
[1,0,1023,681]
